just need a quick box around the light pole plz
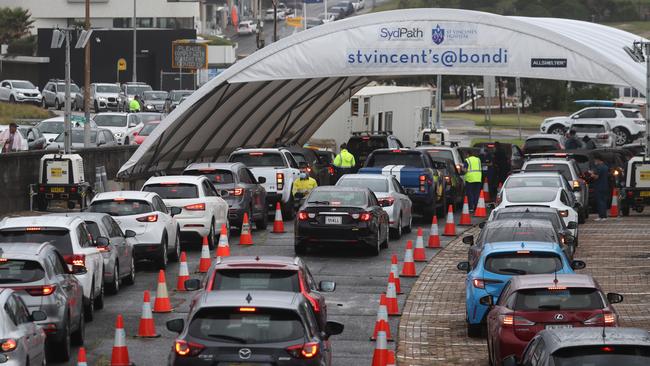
[624,41,650,159]
[132,0,137,82]
[84,0,91,148]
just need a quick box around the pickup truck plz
[228,148,301,219]
[358,148,444,217]
[621,155,650,216]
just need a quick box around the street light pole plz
[132,0,137,82]
[64,31,72,154]
[83,0,91,148]
[645,43,650,160]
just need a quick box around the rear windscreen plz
[212,270,300,292]
[483,225,557,243]
[229,152,286,168]
[347,137,388,154]
[307,190,367,206]
[90,199,153,216]
[0,229,73,255]
[504,176,562,189]
[142,183,198,199]
[553,345,650,366]
[189,307,305,344]
[524,163,573,182]
[0,259,45,284]
[525,139,561,148]
[366,152,425,168]
[485,252,562,275]
[424,149,454,161]
[514,287,604,311]
[505,189,558,203]
[184,169,234,184]
[337,178,388,192]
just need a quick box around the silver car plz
[142,90,168,112]
[46,128,118,150]
[90,83,121,112]
[0,288,48,366]
[0,243,85,362]
[335,174,413,239]
[42,80,80,110]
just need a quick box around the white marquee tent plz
[118,8,647,179]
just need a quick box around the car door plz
[201,178,224,225]
[104,216,129,278]
[284,151,301,182]
[153,196,177,246]
[12,294,44,362]
[76,223,103,294]
[0,81,11,101]
[238,168,258,214]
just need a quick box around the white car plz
[93,112,143,145]
[569,120,616,148]
[238,20,257,35]
[540,106,645,146]
[352,0,365,10]
[493,186,579,230]
[336,174,413,238]
[0,80,42,104]
[141,176,229,249]
[0,289,47,366]
[36,116,98,144]
[416,144,465,174]
[0,215,105,321]
[265,8,286,21]
[89,191,181,269]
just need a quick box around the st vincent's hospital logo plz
[432,25,445,45]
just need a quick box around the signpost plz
[286,16,303,27]
[172,41,208,70]
[117,58,127,82]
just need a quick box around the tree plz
[0,7,34,45]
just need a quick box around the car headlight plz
[98,96,107,101]
[17,92,25,97]
[146,104,155,110]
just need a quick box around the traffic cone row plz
[475,190,487,218]
[216,224,230,257]
[239,212,254,245]
[428,215,440,248]
[459,196,472,225]
[443,204,456,236]
[198,236,212,273]
[412,227,427,262]
[610,188,619,217]
[272,202,285,233]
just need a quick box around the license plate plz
[640,191,650,197]
[50,187,65,193]
[325,216,342,225]
[545,324,572,330]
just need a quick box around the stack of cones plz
[216,224,230,257]
[239,212,254,245]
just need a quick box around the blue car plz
[457,241,586,337]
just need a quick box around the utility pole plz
[83,0,91,148]
[64,32,72,154]
[132,0,137,82]
[273,0,278,42]
[434,74,442,129]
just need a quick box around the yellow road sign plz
[117,58,127,71]
[286,17,304,27]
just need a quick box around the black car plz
[473,142,525,192]
[294,186,390,255]
[312,150,337,186]
[287,147,336,186]
[166,290,344,366]
[183,162,268,230]
[334,1,354,15]
[433,157,464,207]
[18,125,47,150]
[346,133,404,173]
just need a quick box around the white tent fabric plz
[118,8,647,179]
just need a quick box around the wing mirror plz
[479,295,493,307]
[166,318,185,333]
[257,176,266,184]
[502,355,519,366]
[184,278,201,291]
[567,221,577,229]
[124,229,136,238]
[457,261,470,272]
[318,280,336,292]
[31,310,47,322]
[219,189,230,197]
[607,292,624,304]
[170,207,182,216]
[95,236,110,248]
[571,260,586,270]
[324,321,344,338]
[462,235,474,246]
[478,222,486,229]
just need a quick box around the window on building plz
[385,111,393,132]
[351,98,359,117]
[363,97,370,117]
[421,107,430,129]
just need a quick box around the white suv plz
[228,148,301,219]
[0,80,42,104]
[0,215,105,321]
[141,176,229,248]
[540,107,645,146]
[89,191,181,269]
[93,112,143,145]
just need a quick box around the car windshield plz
[139,123,159,136]
[57,83,80,93]
[126,85,152,95]
[94,115,127,128]
[229,152,286,168]
[485,252,563,275]
[513,287,604,311]
[170,91,192,101]
[189,307,305,344]
[308,190,366,206]
[143,92,167,100]
[142,183,198,199]
[37,121,64,134]
[212,270,300,292]
[96,85,120,93]
[505,188,557,203]
[89,199,153,216]
[553,345,650,365]
[12,81,35,89]
[0,259,45,284]
[573,124,606,133]
[524,163,573,182]
[184,169,234,184]
[493,212,561,230]
[0,229,73,255]
[338,178,388,192]
[55,130,97,143]
[366,152,424,168]
[504,177,562,189]
[423,149,454,161]
[483,224,557,243]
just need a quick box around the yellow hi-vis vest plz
[464,156,482,183]
[334,149,355,168]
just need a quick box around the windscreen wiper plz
[207,334,247,343]
[308,201,330,205]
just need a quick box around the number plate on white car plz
[325,216,342,225]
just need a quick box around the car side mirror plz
[571,260,586,270]
[95,236,110,247]
[502,355,519,366]
[72,265,88,275]
[318,280,336,292]
[462,235,474,246]
[324,321,344,338]
[479,295,493,307]
[219,189,230,197]
[564,234,575,245]
[184,278,201,291]
[170,207,182,216]
[48,138,54,143]
[567,221,577,229]
[478,222,486,229]
[166,318,185,333]
[457,261,470,272]
[31,310,47,322]
[132,131,139,136]
[257,176,266,183]
[607,292,624,304]
[124,229,136,238]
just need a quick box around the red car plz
[184,255,335,329]
[133,121,160,145]
[484,274,623,365]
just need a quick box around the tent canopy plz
[118,8,646,179]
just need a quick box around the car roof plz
[0,242,53,257]
[214,256,301,270]
[495,206,558,214]
[47,212,111,222]
[196,290,304,310]
[185,162,243,171]
[508,172,562,178]
[539,327,650,353]
[233,148,286,153]
[0,215,82,229]
[483,241,562,253]
[144,175,205,185]
[312,186,369,192]
[484,218,554,230]
[93,190,158,201]
[509,274,597,290]
[526,134,563,141]
[338,174,389,181]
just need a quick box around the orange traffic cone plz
[385,273,400,316]
[216,224,230,257]
[413,227,426,262]
[401,240,417,277]
[239,212,254,245]
[443,204,456,236]
[483,177,491,202]
[475,190,487,218]
[428,215,440,248]
[387,349,397,366]
[110,314,131,366]
[176,252,189,291]
[460,196,472,225]
[610,188,619,217]
[198,236,212,273]
[153,270,172,313]
[137,290,159,338]
[77,347,88,366]
[272,202,285,233]
[371,329,389,366]
[390,255,402,294]
[371,294,392,341]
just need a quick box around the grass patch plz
[199,34,234,46]
[603,21,650,37]
[443,112,544,129]
[371,0,400,12]
[471,137,525,147]
[0,102,53,124]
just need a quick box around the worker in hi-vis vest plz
[333,143,356,178]
[464,151,483,212]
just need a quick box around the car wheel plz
[123,256,135,285]
[55,99,61,110]
[71,311,85,346]
[578,208,586,224]
[67,200,76,210]
[549,125,566,135]
[169,229,180,262]
[612,127,630,146]
[157,235,168,269]
[108,263,120,294]
[9,95,15,103]
[621,204,630,216]
[404,213,412,233]
[208,221,216,250]
[467,322,482,338]
[37,198,48,211]
[83,286,94,322]
[390,215,402,240]
[94,279,104,310]
[255,207,268,230]
[49,315,71,362]
[93,101,99,113]
[41,98,47,109]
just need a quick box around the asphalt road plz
[52,212,477,365]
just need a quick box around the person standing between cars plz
[464,150,483,212]
[582,135,597,150]
[333,143,356,177]
[292,172,318,199]
[129,95,141,112]
[565,129,581,150]
[590,154,610,221]
[0,123,27,153]
[493,141,509,186]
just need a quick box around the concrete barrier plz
[0,146,137,215]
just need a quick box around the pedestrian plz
[292,172,318,199]
[0,123,27,153]
[582,135,596,150]
[493,141,509,186]
[333,143,356,177]
[565,129,581,150]
[129,95,141,113]
[464,149,482,212]
[590,154,610,221]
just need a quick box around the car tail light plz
[298,211,309,221]
[239,307,256,312]
[327,166,335,175]
[627,190,634,198]
[230,188,244,196]
[584,312,616,325]
[472,278,501,289]
[419,174,426,192]
[277,172,284,190]
[174,340,205,357]
[136,214,158,222]
[64,254,86,267]
[559,210,569,217]
[24,285,56,296]
[597,133,609,139]
[70,186,77,193]
[500,315,535,327]
[184,203,205,211]
[379,197,394,206]
[38,186,45,192]
[0,339,16,352]
[634,119,646,125]
[359,212,372,221]
[298,272,320,312]
[286,342,319,359]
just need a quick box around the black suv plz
[166,290,344,365]
[346,132,404,172]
